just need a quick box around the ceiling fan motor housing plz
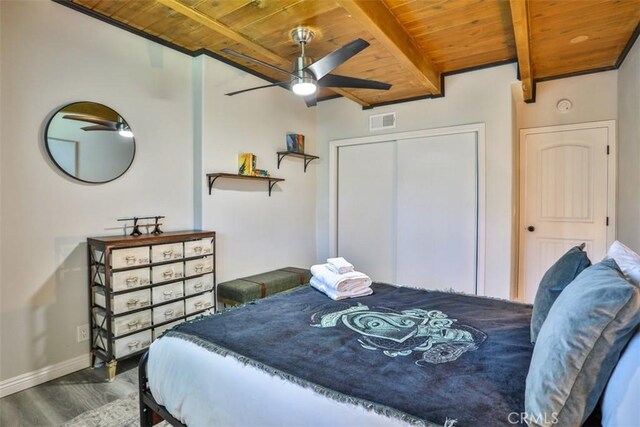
[291,26,316,87]
[292,55,315,83]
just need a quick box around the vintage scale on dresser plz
[87,229,216,380]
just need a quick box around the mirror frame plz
[44,101,136,184]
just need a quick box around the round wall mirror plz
[45,102,136,183]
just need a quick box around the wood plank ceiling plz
[59,0,640,108]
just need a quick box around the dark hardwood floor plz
[0,357,140,426]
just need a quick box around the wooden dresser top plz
[87,230,215,248]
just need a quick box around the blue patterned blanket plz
[166,283,533,426]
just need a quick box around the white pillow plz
[607,241,640,286]
[601,327,640,426]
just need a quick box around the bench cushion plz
[218,267,311,305]
[278,267,312,284]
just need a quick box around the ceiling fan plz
[222,27,392,107]
[63,114,133,137]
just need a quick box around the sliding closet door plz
[396,133,477,293]
[337,142,395,283]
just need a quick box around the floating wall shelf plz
[206,173,285,197]
[276,151,319,172]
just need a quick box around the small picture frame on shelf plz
[286,133,304,153]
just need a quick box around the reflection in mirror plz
[45,102,135,183]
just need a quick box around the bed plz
[139,243,640,427]
[139,282,535,427]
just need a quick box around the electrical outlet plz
[77,324,89,342]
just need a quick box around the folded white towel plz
[310,277,373,301]
[310,264,372,292]
[326,257,354,274]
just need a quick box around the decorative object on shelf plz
[238,153,256,176]
[88,230,216,381]
[206,173,284,196]
[286,133,305,153]
[277,151,319,173]
[253,169,270,177]
[152,216,164,235]
[131,218,142,236]
[117,216,165,236]
[44,101,136,184]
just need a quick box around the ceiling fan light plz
[292,81,317,96]
[116,121,134,138]
[118,128,134,138]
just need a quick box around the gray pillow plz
[525,258,640,427]
[530,245,591,343]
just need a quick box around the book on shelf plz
[286,133,304,153]
[238,153,256,176]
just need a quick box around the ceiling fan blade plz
[305,38,370,81]
[225,81,290,96]
[225,81,289,96]
[221,48,298,79]
[319,74,391,90]
[63,114,116,127]
[303,95,317,108]
[81,124,116,131]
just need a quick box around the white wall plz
[617,38,640,252]
[316,64,518,299]
[515,71,618,129]
[0,1,194,383]
[199,56,318,282]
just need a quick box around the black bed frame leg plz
[139,352,154,427]
[138,350,186,427]
[140,403,154,427]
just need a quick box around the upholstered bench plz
[217,267,311,307]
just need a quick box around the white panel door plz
[520,126,611,303]
[337,141,396,283]
[396,133,477,293]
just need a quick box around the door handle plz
[527,225,535,232]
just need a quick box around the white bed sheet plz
[601,327,640,427]
[148,336,413,427]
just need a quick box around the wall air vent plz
[369,112,396,132]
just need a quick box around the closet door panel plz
[337,142,395,283]
[396,133,477,293]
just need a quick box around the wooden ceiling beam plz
[509,0,534,102]
[156,0,286,65]
[156,0,370,106]
[336,0,441,94]
[331,88,371,107]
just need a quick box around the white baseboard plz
[0,354,91,398]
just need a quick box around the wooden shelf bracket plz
[276,151,319,172]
